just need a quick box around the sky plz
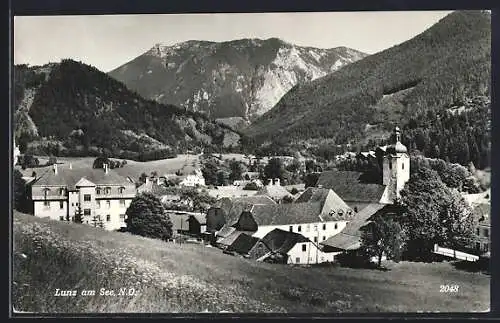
[14,11,452,72]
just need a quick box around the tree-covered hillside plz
[245,11,491,147]
[13,60,240,160]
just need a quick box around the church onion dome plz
[386,126,408,154]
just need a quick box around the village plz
[13,126,491,268]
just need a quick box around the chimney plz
[145,177,150,184]
[103,163,109,174]
[53,163,58,175]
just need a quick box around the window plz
[106,214,111,222]
[484,243,489,252]
[314,237,318,242]
[296,257,300,263]
[96,187,101,195]
[105,187,111,195]
[306,224,310,232]
[120,200,126,207]
[118,187,125,194]
[334,223,338,230]
[313,224,318,231]
[302,244,307,252]
[106,200,111,208]
[59,201,64,209]
[323,236,326,241]
[44,201,50,207]
[298,225,302,232]
[71,203,74,207]
[59,188,65,196]
[476,228,480,235]
[84,194,91,202]
[59,216,64,221]
[389,161,392,170]
[96,200,101,208]
[84,209,91,216]
[402,163,405,170]
[484,229,489,238]
[475,242,481,250]
[289,225,293,232]
[120,214,126,221]
[322,224,326,230]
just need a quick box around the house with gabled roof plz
[251,229,336,265]
[31,163,136,230]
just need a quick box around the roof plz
[137,181,170,196]
[294,187,353,221]
[255,185,292,200]
[218,230,250,247]
[216,225,236,239]
[33,166,131,189]
[189,213,207,225]
[212,196,277,225]
[320,203,387,251]
[226,233,259,255]
[246,202,325,226]
[261,229,310,254]
[168,213,190,232]
[315,171,386,203]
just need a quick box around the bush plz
[125,193,173,241]
[290,187,299,195]
[243,182,259,190]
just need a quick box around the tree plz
[264,158,283,180]
[360,213,404,268]
[286,160,302,174]
[202,160,219,186]
[305,160,316,173]
[281,195,294,204]
[216,170,229,186]
[92,156,110,169]
[47,156,57,166]
[13,169,27,212]
[229,160,243,182]
[243,182,260,190]
[398,167,475,260]
[125,193,173,241]
[139,172,148,184]
[74,205,84,223]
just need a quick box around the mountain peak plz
[110,38,367,120]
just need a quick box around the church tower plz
[380,126,410,204]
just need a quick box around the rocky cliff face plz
[109,38,367,120]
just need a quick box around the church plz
[318,126,410,252]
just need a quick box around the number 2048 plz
[440,285,459,293]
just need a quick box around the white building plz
[31,163,136,231]
[215,187,354,263]
[13,138,20,165]
[165,168,205,187]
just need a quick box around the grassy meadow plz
[17,154,201,180]
[13,212,490,314]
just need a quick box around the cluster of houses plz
[19,126,491,266]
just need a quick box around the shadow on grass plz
[452,259,490,274]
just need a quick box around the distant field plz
[16,155,201,180]
[13,212,490,313]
